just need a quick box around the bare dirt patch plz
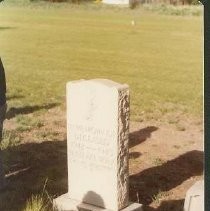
[2,107,203,211]
[129,120,203,210]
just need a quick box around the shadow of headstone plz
[129,126,158,148]
[130,150,203,205]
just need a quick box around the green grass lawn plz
[0,2,203,121]
[0,3,203,210]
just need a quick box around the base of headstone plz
[184,180,204,211]
[53,194,143,211]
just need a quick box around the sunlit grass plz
[0,3,203,210]
[23,195,47,211]
[0,129,21,150]
[0,2,203,121]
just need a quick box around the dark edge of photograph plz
[202,0,210,211]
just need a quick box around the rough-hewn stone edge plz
[117,87,130,210]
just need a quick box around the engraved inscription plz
[86,92,97,121]
[69,124,116,171]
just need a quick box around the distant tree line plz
[35,0,200,4]
[139,0,199,5]
[40,0,96,2]
[41,0,94,2]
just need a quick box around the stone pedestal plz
[54,194,143,211]
[184,180,204,211]
[53,79,143,211]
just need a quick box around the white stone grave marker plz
[54,79,143,211]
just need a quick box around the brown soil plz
[129,120,203,210]
[3,106,203,211]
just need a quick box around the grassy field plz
[0,2,203,121]
[0,2,203,211]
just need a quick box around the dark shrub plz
[129,0,139,9]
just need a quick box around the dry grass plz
[0,2,203,211]
[0,1,202,121]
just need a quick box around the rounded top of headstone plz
[67,79,128,90]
